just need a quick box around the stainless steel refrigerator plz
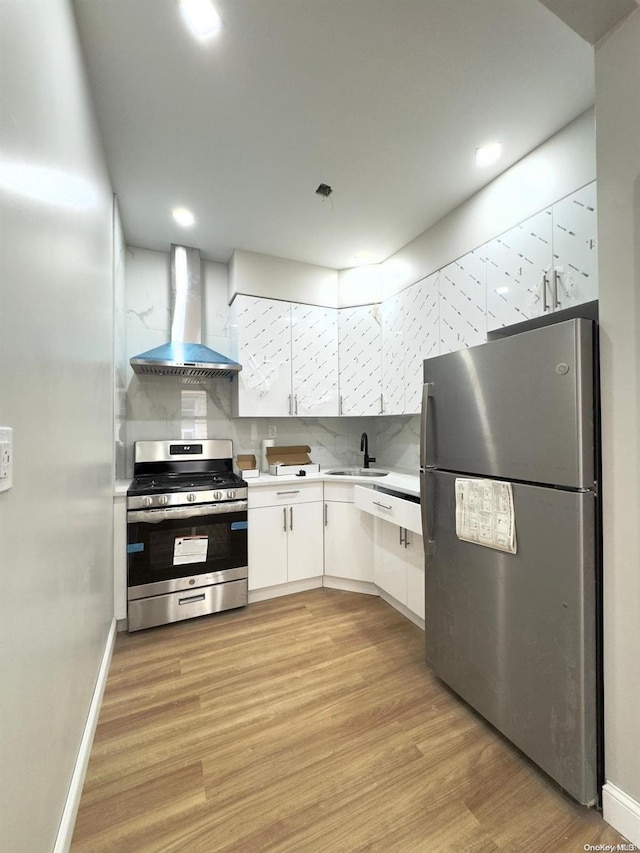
[419,317,601,805]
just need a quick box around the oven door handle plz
[128,500,248,524]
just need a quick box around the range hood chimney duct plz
[130,245,242,382]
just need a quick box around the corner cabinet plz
[439,247,487,355]
[291,303,339,416]
[231,295,339,417]
[487,182,598,331]
[323,482,374,583]
[338,305,383,416]
[382,271,439,416]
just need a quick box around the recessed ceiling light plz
[172,207,195,227]
[180,0,222,40]
[475,142,502,167]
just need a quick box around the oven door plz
[127,500,248,592]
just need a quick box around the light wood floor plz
[72,589,626,852]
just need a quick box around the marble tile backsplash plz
[125,374,375,476]
[372,415,421,474]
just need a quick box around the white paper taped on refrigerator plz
[455,478,517,554]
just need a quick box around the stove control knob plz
[214,490,223,501]
[227,490,236,500]
[187,493,196,502]
[143,496,153,508]
[158,495,169,506]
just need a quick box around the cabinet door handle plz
[399,526,404,546]
[373,501,392,510]
[339,395,343,416]
[405,530,411,549]
[541,272,549,313]
[380,393,384,415]
[324,502,328,527]
[289,506,293,531]
[283,507,287,532]
[553,268,561,309]
[294,395,298,415]
[288,394,292,416]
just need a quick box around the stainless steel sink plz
[325,468,389,477]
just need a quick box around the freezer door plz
[422,470,598,805]
[422,318,595,488]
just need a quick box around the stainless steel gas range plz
[126,439,248,632]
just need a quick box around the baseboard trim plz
[377,588,425,630]
[602,781,640,848]
[248,577,322,603]
[53,617,117,853]
[322,576,378,596]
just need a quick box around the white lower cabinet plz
[248,480,423,621]
[248,484,324,590]
[375,519,407,603]
[323,482,374,582]
[405,529,425,620]
[354,485,424,620]
[374,519,425,619]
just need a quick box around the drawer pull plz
[277,490,300,495]
[373,501,392,510]
[178,594,206,606]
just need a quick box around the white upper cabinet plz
[487,182,598,331]
[381,292,405,415]
[403,272,440,414]
[338,305,383,416]
[231,296,339,417]
[380,272,440,416]
[551,181,598,309]
[486,209,552,329]
[439,247,487,354]
[291,303,339,417]
[231,295,292,417]
[231,182,596,417]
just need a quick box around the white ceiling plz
[72,0,596,270]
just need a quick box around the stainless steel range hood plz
[130,245,242,381]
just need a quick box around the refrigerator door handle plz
[420,470,436,556]
[420,383,434,469]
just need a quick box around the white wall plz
[595,7,640,840]
[114,200,127,480]
[338,108,596,303]
[229,248,338,306]
[0,1,115,850]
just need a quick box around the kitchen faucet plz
[360,432,376,469]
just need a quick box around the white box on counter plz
[266,445,320,476]
[234,454,260,479]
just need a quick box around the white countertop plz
[245,469,420,498]
[114,470,421,499]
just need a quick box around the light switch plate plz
[0,427,13,492]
